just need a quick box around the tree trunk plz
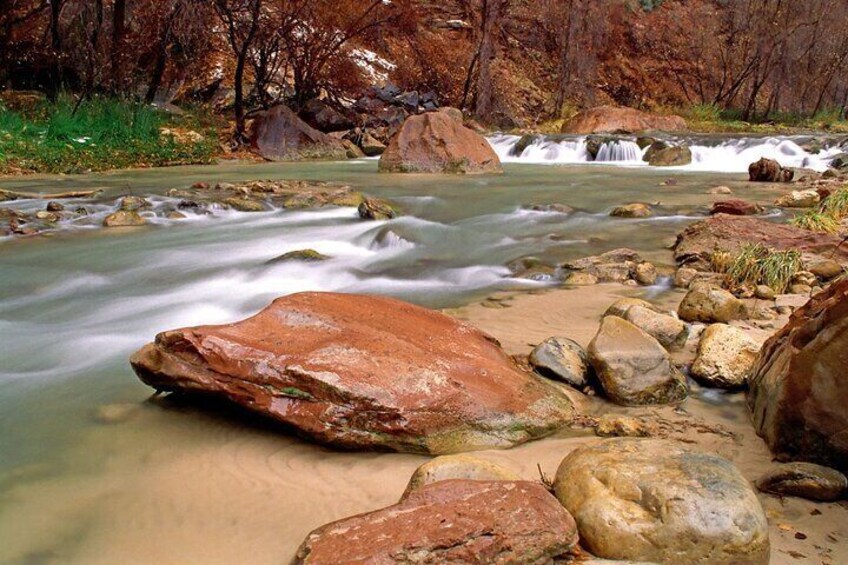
[233,48,248,140]
[474,0,504,122]
[111,0,126,93]
[49,0,64,97]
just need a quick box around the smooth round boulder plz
[603,298,656,319]
[691,324,760,389]
[647,145,691,167]
[529,337,592,389]
[587,316,688,406]
[401,454,520,499]
[678,284,746,323]
[756,462,847,502]
[103,210,146,227]
[554,438,770,565]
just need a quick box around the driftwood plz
[0,188,102,200]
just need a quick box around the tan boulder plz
[529,336,592,389]
[402,455,520,499]
[756,462,847,502]
[378,109,502,174]
[103,210,146,227]
[623,305,688,349]
[130,292,574,454]
[587,316,688,405]
[678,284,746,323]
[249,105,347,161]
[554,438,770,565]
[294,480,578,564]
[691,324,760,388]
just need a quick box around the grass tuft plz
[790,186,848,234]
[726,244,802,293]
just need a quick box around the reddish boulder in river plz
[249,105,347,161]
[130,292,574,454]
[560,105,687,134]
[748,278,848,472]
[673,214,848,268]
[293,479,579,564]
[378,108,502,174]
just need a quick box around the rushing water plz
[489,133,847,172]
[0,156,801,562]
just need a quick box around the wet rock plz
[529,337,592,389]
[595,414,658,438]
[775,189,820,208]
[678,284,747,323]
[691,324,760,389]
[610,203,653,218]
[587,316,688,406]
[511,134,538,156]
[402,455,520,499]
[623,306,688,349]
[748,279,848,471]
[119,195,150,211]
[249,105,347,161]
[103,210,146,227]
[267,249,330,264]
[633,262,658,285]
[749,157,794,182]
[294,480,578,564]
[710,199,763,216]
[673,215,848,268]
[359,132,386,157]
[756,462,847,502]
[564,248,646,284]
[34,211,59,222]
[223,197,266,212]
[357,197,397,220]
[130,292,575,454]
[708,186,733,195]
[341,139,364,159]
[166,211,186,220]
[554,438,770,565]
[379,108,502,174]
[565,272,599,285]
[526,203,575,214]
[560,105,687,134]
[674,267,698,288]
[647,145,691,167]
[45,201,64,212]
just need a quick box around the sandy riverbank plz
[1,285,845,564]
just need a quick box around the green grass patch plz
[0,95,222,174]
[676,104,848,134]
[791,186,848,233]
[726,244,802,293]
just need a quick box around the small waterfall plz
[595,140,643,162]
[488,133,843,172]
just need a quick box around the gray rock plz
[624,306,688,349]
[530,337,592,389]
[756,462,847,502]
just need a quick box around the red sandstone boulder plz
[378,108,502,174]
[249,105,347,161]
[748,279,848,472]
[560,105,687,134]
[130,292,574,454]
[710,199,764,216]
[293,480,579,564]
[673,215,848,269]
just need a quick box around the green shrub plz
[726,244,802,293]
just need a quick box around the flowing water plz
[0,148,830,562]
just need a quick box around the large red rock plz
[130,292,574,454]
[748,279,848,472]
[293,480,579,564]
[378,108,502,174]
[673,214,848,268]
[249,105,347,161]
[560,105,687,134]
[709,199,764,216]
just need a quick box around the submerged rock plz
[587,316,688,405]
[130,292,574,454]
[647,145,691,167]
[378,108,502,174]
[757,462,847,502]
[402,455,520,499]
[529,337,592,389]
[560,106,687,134]
[222,197,266,212]
[710,199,763,216]
[357,197,397,220]
[266,249,330,264]
[610,203,653,218]
[554,438,770,565]
[294,480,578,564]
[748,278,848,471]
[691,324,760,389]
